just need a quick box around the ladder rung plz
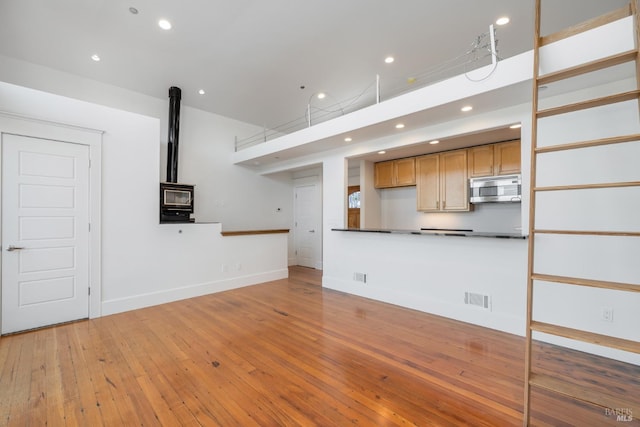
[535,134,640,154]
[537,90,640,118]
[532,273,640,293]
[533,229,640,237]
[538,50,638,85]
[540,5,633,46]
[531,321,640,354]
[534,181,640,192]
[529,373,640,417]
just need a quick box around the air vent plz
[464,292,491,310]
[353,272,367,283]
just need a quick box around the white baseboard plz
[101,269,288,316]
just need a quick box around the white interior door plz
[294,183,321,269]
[2,133,90,334]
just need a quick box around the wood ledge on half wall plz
[220,229,290,237]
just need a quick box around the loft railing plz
[234,24,501,152]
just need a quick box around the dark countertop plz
[331,228,527,239]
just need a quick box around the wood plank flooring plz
[1,266,638,426]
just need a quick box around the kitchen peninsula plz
[324,221,529,336]
[323,136,528,337]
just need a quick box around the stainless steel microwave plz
[469,174,521,203]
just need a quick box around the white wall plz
[0,60,293,317]
[176,106,294,229]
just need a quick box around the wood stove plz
[160,86,196,223]
[160,182,194,223]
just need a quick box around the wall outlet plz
[221,264,228,273]
[601,307,614,322]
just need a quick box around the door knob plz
[7,245,25,251]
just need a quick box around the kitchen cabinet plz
[416,155,439,210]
[494,140,521,175]
[468,140,521,177]
[374,158,416,188]
[467,144,495,177]
[417,149,469,212]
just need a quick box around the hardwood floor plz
[1,267,638,426]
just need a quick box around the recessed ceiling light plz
[198,89,205,95]
[429,140,440,145]
[385,56,395,64]
[158,19,172,30]
[344,137,352,142]
[378,150,386,155]
[316,92,326,99]
[91,54,101,62]
[129,7,139,15]
[395,123,405,129]
[509,123,522,129]
[496,16,510,26]
[461,105,473,112]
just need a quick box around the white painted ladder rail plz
[524,1,640,425]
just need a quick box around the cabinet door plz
[440,150,469,211]
[374,161,394,188]
[495,140,521,175]
[394,157,416,186]
[468,145,495,177]
[416,155,440,211]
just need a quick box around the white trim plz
[101,269,288,316]
[0,114,102,330]
[0,110,106,135]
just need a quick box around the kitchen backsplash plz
[380,186,522,233]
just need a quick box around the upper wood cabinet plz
[416,155,439,211]
[468,140,521,178]
[468,144,495,178]
[417,149,469,212]
[374,158,416,188]
[494,140,521,175]
[374,161,394,188]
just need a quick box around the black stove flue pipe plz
[166,86,182,183]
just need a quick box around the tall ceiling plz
[0,0,629,132]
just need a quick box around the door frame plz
[293,175,322,270]
[0,111,103,333]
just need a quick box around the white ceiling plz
[0,0,629,135]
